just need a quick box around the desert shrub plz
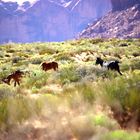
[99,72,140,121]
[39,46,57,55]
[0,95,44,130]
[0,68,14,80]
[70,39,85,46]
[126,38,134,42]
[12,57,22,63]
[25,49,33,54]
[76,64,119,81]
[31,58,42,64]
[108,39,121,47]
[122,58,140,71]
[0,85,15,100]
[119,43,128,47]
[4,54,11,57]
[76,67,88,78]
[90,113,118,130]
[58,65,81,84]
[93,66,118,79]
[70,116,96,140]
[69,111,117,140]
[75,82,95,103]
[63,82,95,104]
[103,130,140,140]
[23,70,49,89]
[0,52,4,58]
[132,52,140,57]
[6,49,15,53]
[55,52,72,62]
[121,62,130,71]
[130,58,140,70]
[89,38,104,44]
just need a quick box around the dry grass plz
[0,39,140,139]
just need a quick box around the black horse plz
[95,57,122,75]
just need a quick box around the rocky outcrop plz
[78,4,140,39]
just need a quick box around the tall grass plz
[0,39,140,139]
[0,86,44,131]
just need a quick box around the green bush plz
[31,58,42,64]
[0,96,44,130]
[100,72,140,120]
[58,64,81,84]
[103,130,140,140]
[23,70,49,89]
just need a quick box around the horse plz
[2,70,24,87]
[41,61,58,71]
[95,57,122,75]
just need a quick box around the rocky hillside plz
[79,3,140,39]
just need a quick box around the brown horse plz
[2,70,24,87]
[41,61,58,71]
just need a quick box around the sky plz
[1,0,37,5]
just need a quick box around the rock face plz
[0,0,112,43]
[79,2,140,39]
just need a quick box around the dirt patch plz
[111,107,140,131]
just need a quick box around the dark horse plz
[2,70,24,86]
[41,61,58,71]
[95,57,122,75]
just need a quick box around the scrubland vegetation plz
[0,38,140,139]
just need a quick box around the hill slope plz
[0,39,140,139]
[79,3,140,39]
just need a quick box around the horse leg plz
[44,67,47,71]
[107,66,110,70]
[14,81,16,87]
[54,65,58,71]
[53,67,56,71]
[7,78,11,85]
[18,81,20,86]
[56,65,58,70]
[117,68,122,75]
[17,80,20,86]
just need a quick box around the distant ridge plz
[0,0,111,43]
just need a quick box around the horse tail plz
[39,62,44,69]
